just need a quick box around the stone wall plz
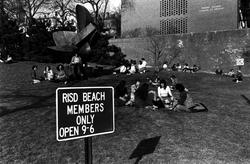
[109,29,250,75]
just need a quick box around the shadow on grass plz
[0,81,78,117]
[129,136,161,164]
[241,95,250,105]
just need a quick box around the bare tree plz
[50,0,76,28]
[146,27,183,71]
[74,0,109,29]
[22,0,51,25]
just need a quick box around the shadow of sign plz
[241,95,250,105]
[129,136,161,164]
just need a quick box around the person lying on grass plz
[172,83,208,112]
[115,80,129,106]
[223,69,235,77]
[125,79,141,106]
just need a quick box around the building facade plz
[121,0,239,37]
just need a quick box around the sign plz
[236,58,244,66]
[56,87,115,141]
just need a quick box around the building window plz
[160,0,188,34]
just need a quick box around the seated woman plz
[233,70,243,83]
[44,66,54,81]
[152,79,174,109]
[172,83,208,112]
[54,64,68,84]
[125,80,141,106]
[31,65,41,84]
[119,64,127,74]
[115,80,129,106]
[128,62,136,74]
[171,64,177,71]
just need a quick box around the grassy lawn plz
[1,61,250,164]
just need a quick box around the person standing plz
[70,53,82,79]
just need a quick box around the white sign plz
[236,58,244,66]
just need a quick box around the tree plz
[50,0,76,29]
[74,0,110,30]
[146,27,183,71]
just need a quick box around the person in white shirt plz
[70,53,82,79]
[44,66,54,81]
[138,58,147,73]
[141,58,147,68]
[162,63,168,70]
[120,64,127,73]
[129,62,136,74]
[125,80,141,106]
[5,55,13,64]
[152,79,173,109]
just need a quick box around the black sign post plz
[85,137,92,164]
[56,86,115,163]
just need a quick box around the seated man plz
[5,55,13,64]
[182,63,190,72]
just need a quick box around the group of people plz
[115,75,208,113]
[216,68,243,83]
[31,64,69,84]
[168,63,200,73]
[0,54,13,64]
[118,58,148,75]
[31,53,84,84]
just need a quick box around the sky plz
[83,0,121,12]
[109,0,121,11]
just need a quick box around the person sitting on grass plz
[54,64,68,84]
[152,79,174,109]
[215,69,223,75]
[162,62,168,71]
[149,76,161,86]
[182,63,190,72]
[31,65,41,84]
[233,70,243,83]
[171,64,177,71]
[5,55,13,64]
[128,61,137,75]
[223,69,235,77]
[44,66,54,81]
[115,80,129,106]
[176,63,182,71]
[125,79,141,106]
[192,65,200,73]
[172,83,208,112]
[119,64,127,74]
[170,75,178,90]
[134,83,154,108]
